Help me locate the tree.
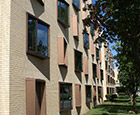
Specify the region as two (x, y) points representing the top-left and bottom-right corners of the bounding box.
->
(112, 41), (139, 112)
(83, 0), (140, 112)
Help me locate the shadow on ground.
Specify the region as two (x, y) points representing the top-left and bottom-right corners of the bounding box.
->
(86, 96), (140, 115)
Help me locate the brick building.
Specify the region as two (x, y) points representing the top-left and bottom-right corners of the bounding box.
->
(0, 0), (115, 115)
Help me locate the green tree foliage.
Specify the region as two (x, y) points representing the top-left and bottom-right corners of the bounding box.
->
(83, 0), (140, 112)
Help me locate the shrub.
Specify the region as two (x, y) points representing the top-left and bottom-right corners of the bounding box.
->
(106, 94), (112, 100)
(106, 94), (117, 101)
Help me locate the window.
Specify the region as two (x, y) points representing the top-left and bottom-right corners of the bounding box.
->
(26, 78), (46, 115)
(107, 87), (109, 94)
(58, 0), (69, 27)
(98, 87), (101, 99)
(57, 36), (68, 67)
(101, 70), (104, 81)
(86, 85), (92, 103)
(74, 50), (83, 72)
(75, 84), (81, 107)
(27, 14), (49, 58)
(83, 33), (89, 49)
(96, 48), (99, 60)
(99, 41), (102, 48)
(93, 86), (96, 106)
(105, 61), (108, 70)
(108, 75), (110, 83)
(73, 0), (80, 11)
(90, 23), (94, 36)
(93, 64), (97, 78)
(59, 83), (72, 110)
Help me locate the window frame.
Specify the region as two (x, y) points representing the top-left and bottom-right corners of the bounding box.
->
(57, 0), (70, 28)
(26, 13), (50, 59)
(74, 49), (83, 72)
(72, 0), (80, 11)
(59, 82), (73, 112)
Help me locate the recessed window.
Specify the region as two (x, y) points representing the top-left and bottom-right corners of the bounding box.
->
(86, 85), (92, 103)
(73, 0), (80, 11)
(27, 14), (49, 58)
(74, 50), (83, 72)
(83, 33), (89, 49)
(58, 0), (69, 27)
(105, 61), (108, 70)
(98, 87), (102, 99)
(90, 23), (94, 36)
(59, 83), (72, 110)
(101, 70), (104, 81)
(107, 87), (109, 94)
(93, 64), (97, 78)
(96, 48), (99, 60)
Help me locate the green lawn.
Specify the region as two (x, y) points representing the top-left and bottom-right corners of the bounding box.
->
(85, 95), (140, 115)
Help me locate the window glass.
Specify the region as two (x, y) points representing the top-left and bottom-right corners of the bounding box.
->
(73, 0), (79, 9)
(60, 84), (72, 109)
(84, 33), (89, 49)
(75, 50), (82, 71)
(93, 64), (97, 78)
(99, 41), (102, 47)
(96, 48), (99, 60)
(90, 23), (94, 35)
(98, 87), (101, 98)
(107, 87), (109, 94)
(28, 16), (36, 52)
(86, 86), (91, 103)
(58, 1), (68, 25)
(28, 14), (49, 57)
(101, 70), (104, 81)
(37, 22), (48, 56)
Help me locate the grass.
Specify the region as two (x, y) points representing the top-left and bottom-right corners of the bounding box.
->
(85, 95), (140, 115)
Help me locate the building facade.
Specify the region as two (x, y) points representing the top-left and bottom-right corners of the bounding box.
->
(0, 0), (116, 115)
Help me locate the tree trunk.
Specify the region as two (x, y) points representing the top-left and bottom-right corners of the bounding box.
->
(129, 94), (133, 104)
(133, 94), (137, 113)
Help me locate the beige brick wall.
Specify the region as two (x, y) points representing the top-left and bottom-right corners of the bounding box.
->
(0, 0), (11, 115)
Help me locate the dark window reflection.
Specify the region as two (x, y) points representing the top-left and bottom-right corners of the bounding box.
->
(37, 22), (48, 56)
(84, 33), (89, 49)
(60, 84), (72, 109)
(28, 16), (36, 52)
(75, 50), (82, 71)
(58, 1), (68, 25)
